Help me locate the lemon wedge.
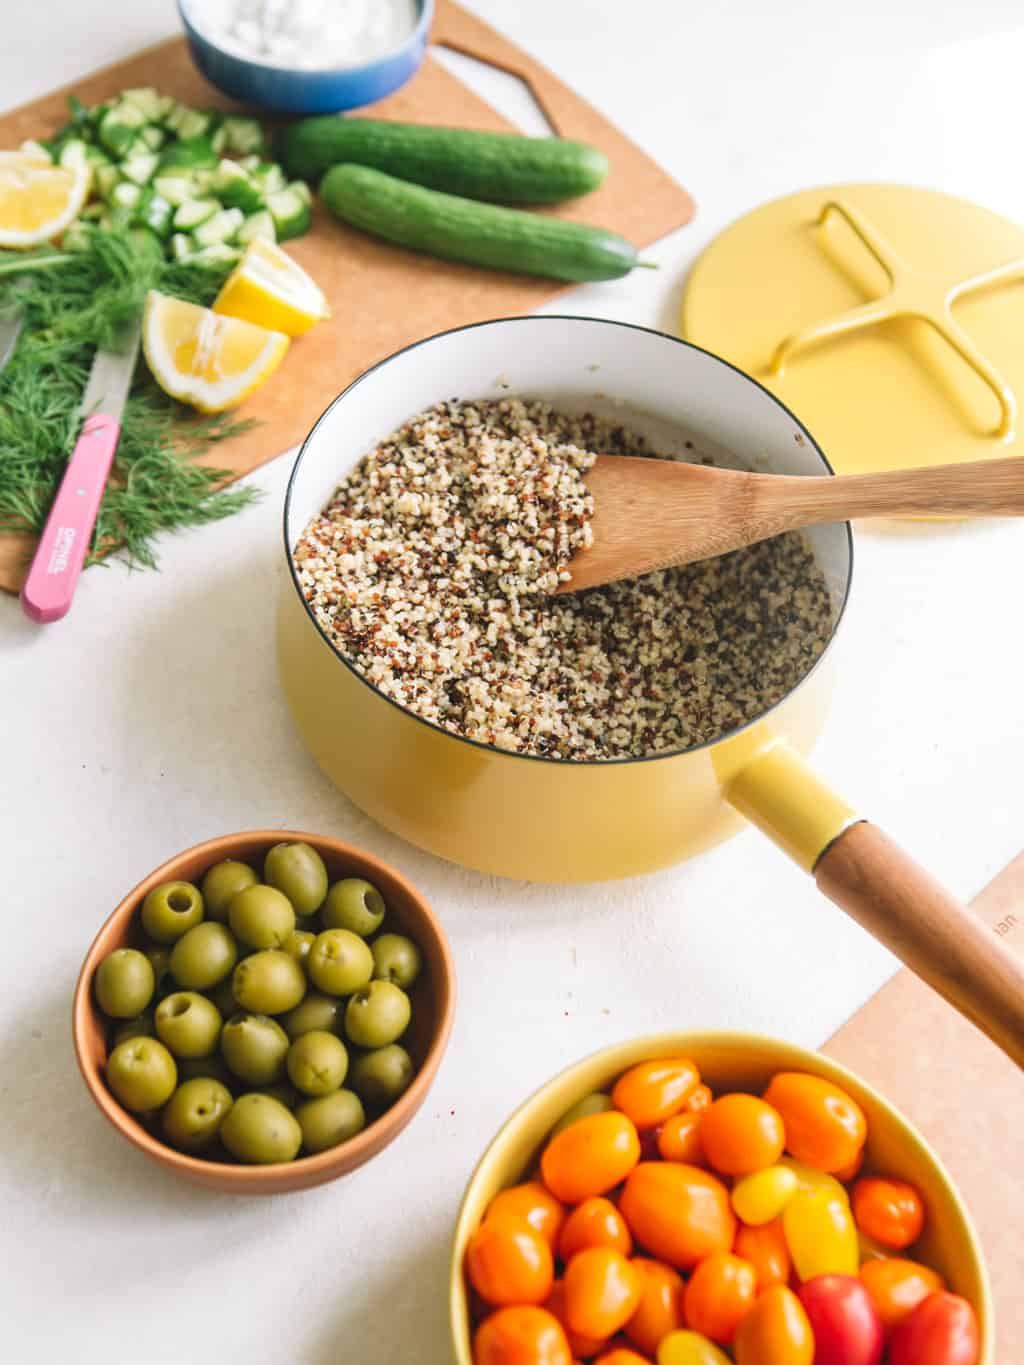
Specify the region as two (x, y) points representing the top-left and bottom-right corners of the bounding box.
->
(0, 146), (91, 248)
(212, 238), (329, 337)
(143, 290), (290, 414)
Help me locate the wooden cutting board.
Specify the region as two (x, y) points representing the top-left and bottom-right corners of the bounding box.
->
(0, 0), (695, 594)
(825, 850), (1024, 1356)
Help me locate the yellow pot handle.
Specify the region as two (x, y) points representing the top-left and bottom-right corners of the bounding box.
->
(728, 742), (1024, 1068)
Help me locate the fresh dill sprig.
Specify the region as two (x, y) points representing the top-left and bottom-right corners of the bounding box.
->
(0, 229), (259, 573)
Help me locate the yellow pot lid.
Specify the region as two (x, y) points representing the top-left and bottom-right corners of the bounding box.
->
(681, 183), (1024, 475)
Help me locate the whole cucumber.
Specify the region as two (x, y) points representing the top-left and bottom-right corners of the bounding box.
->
(320, 164), (645, 283)
(278, 117), (608, 204)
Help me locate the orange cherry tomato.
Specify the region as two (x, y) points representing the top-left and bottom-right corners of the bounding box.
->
(564, 1248), (643, 1340)
(467, 1215), (556, 1307)
(860, 1257), (945, 1331)
(593, 1350), (651, 1365)
(851, 1178), (925, 1251)
(542, 1112), (642, 1205)
(699, 1095), (786, 1177)
(834, 1148), (865, 1183)
(545, 1279), (609, 1359)
(624, 1258), (685, 1356)
(733, 1285), (813, 1365)
(611, 1058), (700, 1129)
(762, 1073), (866, 1174)
(686, 1084), (712, 1114)
(475, 1305), (573, 1365)
(657, 1112), (705, 1166)
(733, 1218), (791, 1291)
(488, 1182), (568, 1253)
(618, 1163), (736, 1271)
(683, 1252), (758, 1346)
(559, 1198), (633, 1263)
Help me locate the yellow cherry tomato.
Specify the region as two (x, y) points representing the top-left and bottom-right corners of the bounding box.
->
(730, 1164), (799, 1226)
(657, 1329), (732, 1365)
(783, 1188), (858, 1281)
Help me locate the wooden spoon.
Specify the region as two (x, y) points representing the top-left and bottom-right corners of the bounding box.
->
(557, 454), (1024, 593)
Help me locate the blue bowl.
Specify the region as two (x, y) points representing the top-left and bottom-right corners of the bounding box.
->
(177, 0), (434, 115)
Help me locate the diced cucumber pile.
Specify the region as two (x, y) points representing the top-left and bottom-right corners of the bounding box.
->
(40, 88), (312, 262)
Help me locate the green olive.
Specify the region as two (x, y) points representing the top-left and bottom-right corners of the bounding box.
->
(220, 1013), (289, 1086)
(219, 1093), (301, 1164)
(161, 1078), (233, 1152)
(94, 948), (155, 1019)
(349, 1044), (414, 1108)
(140, 881), (204, 943)
(111, 1010), (155, 1047)
(232, 949), (306, 1015)
(307, 929), (373, 997)
(370, 933), (422, 990)
(143, 944), (173, 994)
(201, 859), (258, 922)
(322, 878), (386, 937)
(106, 1037), (177, 1112)
(282, 929), (315, 967)
(286, 1031), (348, 1096)
(263, 842), (328, 916)
(296, 1089), (365, 1154)
(154, 992), (223, 1059)
(550, 1092), (615, 1137)
(344, 980), (410, 1049)
(170, 921), (238, 991)
(280, 992), (343, 1040)
(228, 884), (295, 950)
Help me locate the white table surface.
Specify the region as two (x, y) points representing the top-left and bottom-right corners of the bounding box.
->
(3, 3), (1023, 1361)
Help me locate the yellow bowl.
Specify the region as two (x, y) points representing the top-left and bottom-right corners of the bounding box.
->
(449, 1031), (993, 1362)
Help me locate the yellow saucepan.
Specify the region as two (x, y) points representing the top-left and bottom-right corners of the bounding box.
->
(278, 317), (1024, 1065)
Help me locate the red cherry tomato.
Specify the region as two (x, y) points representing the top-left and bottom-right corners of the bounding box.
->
(797, 1274), (884, 1365)
(888, 1292), (980, 1365)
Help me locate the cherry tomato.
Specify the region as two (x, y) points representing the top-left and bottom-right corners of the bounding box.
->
(542, 1112), (641, 1205)
(474, 1305), (573, 1365)
(657, 1112), (705, 1166)
(850, 1178), (925, 1251)
(734, 1218), (791, 1290)
(488, 1182), (568, 1253)
(783, 1188), (858, 1280)
(624, 1258), (685, 1356)
(559, 1198), (633, 1263)
(686, 1084), (712, 1114)
(699, 1094), (785, 1177)
(859, 1257), (945, 1331)
(619, 1163), (736, 1270)
(564, 1247), (643, 1340)
(733, 1285), (814, 1365)
(797, 1274), (884, 1365)
(594, 1350), (652, 1365)
(467, 1215), (555, 1307)
(656, 1330), (731, 1364)
(730, 1165), (798, 1225)
(887, 1292), (980, 1365)
(682, 1252), (757, 1345)
(611, 1058), (700, 1129)
(762, 1073), (866, 1174)
(545, 1279), (609, 1359)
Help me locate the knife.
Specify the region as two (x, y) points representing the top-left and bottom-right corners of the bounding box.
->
(0, 306), (24, 374)
(21, 317), (141, 624)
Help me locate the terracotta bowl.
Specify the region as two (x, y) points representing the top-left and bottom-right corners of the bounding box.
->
(74, 830), (455, 1194)
(449, 1032), (993, 1363)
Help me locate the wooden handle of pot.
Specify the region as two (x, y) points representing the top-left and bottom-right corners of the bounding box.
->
(815, 822), (1024, 1068)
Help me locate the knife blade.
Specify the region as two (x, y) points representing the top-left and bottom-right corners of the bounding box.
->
(20, 318), (141, 624)
(0, 308), (24, 374)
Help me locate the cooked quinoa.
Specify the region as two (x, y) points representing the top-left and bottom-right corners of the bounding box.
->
(293, 398), (835, 760)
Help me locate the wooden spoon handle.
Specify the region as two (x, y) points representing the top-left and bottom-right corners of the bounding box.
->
(816, 822), (1024, 1067)
(768, 455), (1024, 526)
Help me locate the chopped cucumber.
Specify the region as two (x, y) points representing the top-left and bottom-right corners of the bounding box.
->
(121, 152), (160, 185)
(159, 136), (218, 171)
(267, 187), (312, 241)
(163, 102), (190, 134)
(177, 109), (217, 141)
(211, 126), (228, 156)
(153, 174), (195, 206)
(183, 242), (242, 267)
(61, 221), (94, 253)
(213, 160), (263, 213)
(238, 210), (276, 244)
(57, 140), (89, 169)
(120, 87), (164, 122)
(290, 180), (313, 206)
(251, 162), (286, 195)
(173, 198), (220, 230)
(221, 115), (265, 157)
(19, 139), (52, 161)
(84, 145), (113, 167)
(139, 191), (174, 238)
(192, 207), (244, 247)
(95, 164), (121, 200)
(171, 232), (194, 262)
(238, 154), (262, 172)
(111, 181), (143, 211)
(139, 125), (167, 152)
(98, 103), (147, 154)
(155, 93), (175, 121)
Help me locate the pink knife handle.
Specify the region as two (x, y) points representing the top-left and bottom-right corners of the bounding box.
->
(21, 413), (120, 624)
